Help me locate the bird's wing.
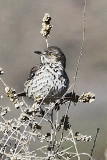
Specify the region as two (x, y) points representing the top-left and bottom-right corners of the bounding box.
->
(27, 63), (42, 80)
(18, 64), (43, 97)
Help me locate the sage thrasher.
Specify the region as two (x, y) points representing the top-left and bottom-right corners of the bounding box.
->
(19, 46), (69, 105)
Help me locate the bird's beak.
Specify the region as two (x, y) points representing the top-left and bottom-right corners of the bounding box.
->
(34, 51), (42, 55)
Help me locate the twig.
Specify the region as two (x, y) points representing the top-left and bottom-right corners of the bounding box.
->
(69, 129), (80, 160)
(72, 0), (87, 92)
(89, 128), (100, 160)
(55, 101), (72, 154)
(46, 38), (49, 48)
(11, 122), (30, 160)
(72, 152), (93, 160)
(22, 96), (29, 108)
(36, 145), (48, 151)
(0, 78), (7, 87)
(58, 146), (73, 155)
(0, 121), (22, 153)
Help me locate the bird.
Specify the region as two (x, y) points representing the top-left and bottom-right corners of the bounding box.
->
(18, 46), (69, 106)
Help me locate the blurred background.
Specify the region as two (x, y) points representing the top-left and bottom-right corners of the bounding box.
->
(0, 0), (107, 159)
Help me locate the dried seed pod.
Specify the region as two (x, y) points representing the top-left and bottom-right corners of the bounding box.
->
(78, 92), (95, 103)
(40, 13), (52, 38)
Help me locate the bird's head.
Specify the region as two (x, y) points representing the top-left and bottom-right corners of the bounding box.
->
(34, 46), (66, 69)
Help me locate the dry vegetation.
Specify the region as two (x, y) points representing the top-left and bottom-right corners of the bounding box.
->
(0, 1), (100, 160)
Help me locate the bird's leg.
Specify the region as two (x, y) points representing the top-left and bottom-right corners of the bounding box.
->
(17, 92), (26, 97)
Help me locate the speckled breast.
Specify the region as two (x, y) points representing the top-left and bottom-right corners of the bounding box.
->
(24, 64), (69, 103)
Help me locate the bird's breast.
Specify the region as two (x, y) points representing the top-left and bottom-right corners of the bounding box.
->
(24, 64), (69, 102)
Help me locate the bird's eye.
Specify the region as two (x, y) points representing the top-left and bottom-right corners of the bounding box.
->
(50, 52), (53, 56)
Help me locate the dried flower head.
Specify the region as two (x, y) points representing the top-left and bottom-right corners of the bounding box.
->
(75, 132), (93, 142)
(40, 13), (52, 38)
(5, 87), (17, 101)
(43, 13), (51, 23)
(4, 87), (24, 109)
(18, 113), (29, 122)
(0, 106), (11, 116)
(78, 92), (95, 103)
